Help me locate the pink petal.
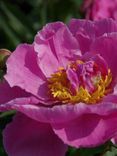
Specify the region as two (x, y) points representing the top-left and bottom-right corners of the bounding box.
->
(52, 112), (117, 148)
(1, 95), (117, 124)
(85, 0), (117, 21)
(90, 33), (117, 79)
(0, 97), (39, 112)
(34, 22), (80, 77)
(69, 19), (117, 53)
(69, 19), (95, 39)
(36, 22), (65, 41)
(5, 44), (49, 100)
(69, 19), (94, 53)
(111, 136), (117, 144)
(94, 19), (117, 37)
(51, 26), (80, 67)
(34, 22), (65, 77)
(1, 91), (117, 148)
(0, 80), (30, 104)
(69, 18), (117, 38)
(3, 113), (67, 156)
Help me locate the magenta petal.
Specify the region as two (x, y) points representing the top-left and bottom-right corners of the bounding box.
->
(90, 33), (117, 78)
(52, 113), (117, 148)
(66, 67), (79, 90)
(34, 22), (80, 77)
(51, 26), (80, 67)
(94, 19), (117, 37)
(0, 80), (30, 104)
(0, 97), (40, 112)
(34, 22), (65, 77)
(69, 19), (94, 53)
(36, 22), (65, 41)
(5, 44), (48, 100)
(69, 19), (95, 39)
(69, 18), (117, 39)
(2, 95), (117, 124)
(85, 0), (117, 21)
(3, 113), (67, 156)
(69, 19), (117, 53)
(111, 136), (117, 144)
(34, 39), (60, 77)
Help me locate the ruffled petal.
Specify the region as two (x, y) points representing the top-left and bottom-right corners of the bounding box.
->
(90, 33), (117, 79)
(51, 25), (80, 67)
(3, 113), (67, 156)
(69, 18), (117, 53)
(69, 19), (94, 53)
(5, 44), (49, 100)
(1, 94), (117, 124)
(34, 22), (80, 77)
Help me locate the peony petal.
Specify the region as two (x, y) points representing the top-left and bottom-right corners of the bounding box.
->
(0, 80), (30, 104)
(1, 94), (117, 124)
(94, 19), (117, 37)
(3, 113), (67, 156)
(69, 19), (117, 53)
(69, 19), (95, 39)
(69, 18), (117, 39)
(69, 19), (94, 53)
(34, 40), (60, 77)
(4, 44), (49, 100)
(111, 135), (117, 145)
(34, 22), (65, 77)
(34, 22), (80, 77)
(90, 33), (117, 79)
(0, 97), (40, 112)
(52, 26), (80, 67)
(52, 112), (117, 148)
(85, 0), (117, 21)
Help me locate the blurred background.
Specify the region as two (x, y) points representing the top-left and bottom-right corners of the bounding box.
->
(0, 0), (84, 51)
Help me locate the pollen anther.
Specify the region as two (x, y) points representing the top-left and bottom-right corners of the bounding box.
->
(48, 62), (112, 104)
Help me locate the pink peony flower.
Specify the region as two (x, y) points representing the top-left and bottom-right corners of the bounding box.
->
(1, 19), (117, 156)
(83, 0), (117, 21)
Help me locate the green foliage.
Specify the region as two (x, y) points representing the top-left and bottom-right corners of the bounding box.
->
(66, 142), (117, 156)
(0, 0), (84, 50)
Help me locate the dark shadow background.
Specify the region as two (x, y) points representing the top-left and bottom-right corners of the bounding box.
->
(0, 0), (84, 50)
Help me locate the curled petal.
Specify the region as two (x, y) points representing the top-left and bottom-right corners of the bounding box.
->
(5, 44), (50, 101)
(34, 22), (80, 77)
(1, 94), (117, 124)
(69, 19), (117, 53)
(90, 33), (117, 80)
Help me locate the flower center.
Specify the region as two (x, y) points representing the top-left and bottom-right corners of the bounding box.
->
(48, 56), (112, 104)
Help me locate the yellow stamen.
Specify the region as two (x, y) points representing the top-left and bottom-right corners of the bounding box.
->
(48, 69), (112, 104)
